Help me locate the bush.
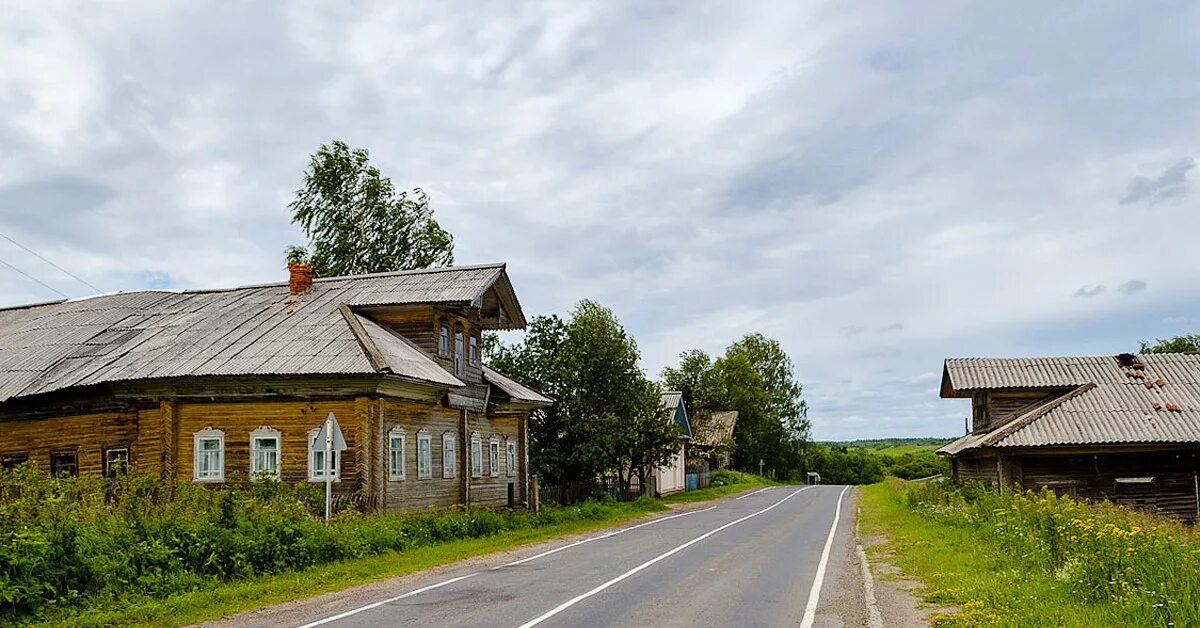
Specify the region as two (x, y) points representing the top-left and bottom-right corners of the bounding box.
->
(0, 465), (656, 623)
(904, 481), (1200, 625)
(710, 470), (753, 487)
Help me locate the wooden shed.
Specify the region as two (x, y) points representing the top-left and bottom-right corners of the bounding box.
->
(0, 263), (550, 511)
(938, 354), (1200, 520)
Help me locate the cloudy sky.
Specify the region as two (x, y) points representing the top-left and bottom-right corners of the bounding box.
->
(2, 2), (1198, 440)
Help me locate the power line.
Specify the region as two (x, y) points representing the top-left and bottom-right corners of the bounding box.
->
(0, 255), (70, 299)
(0, 231), (102, 293)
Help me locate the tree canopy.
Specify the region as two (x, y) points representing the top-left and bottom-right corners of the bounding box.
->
(1140, 334), (1200, 354)
(286, 140), (454, 276)
(663, 333), (810, 479)
(488, 300), (679, 486)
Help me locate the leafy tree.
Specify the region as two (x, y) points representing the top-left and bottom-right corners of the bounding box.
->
(663, 333), (810, 479)
(286, 141), (454, 275)
(1140, 334), (1200, 354)
(489, 301), (679, 486)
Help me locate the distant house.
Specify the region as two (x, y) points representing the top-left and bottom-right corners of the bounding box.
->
(690, 410), (738, 469)
(0, 263), (550, 511)
(652, 391), (693, 496)
(938, 354), (1200, 520)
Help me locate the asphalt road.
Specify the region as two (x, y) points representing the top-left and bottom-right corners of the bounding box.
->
(241, 485), (861, 628)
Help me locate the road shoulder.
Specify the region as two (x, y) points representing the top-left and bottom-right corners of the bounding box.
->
(195, 489), (763, 628)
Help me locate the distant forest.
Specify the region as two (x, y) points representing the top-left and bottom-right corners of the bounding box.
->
(821, 437), (955, 449)
(805, 437), (954, 484)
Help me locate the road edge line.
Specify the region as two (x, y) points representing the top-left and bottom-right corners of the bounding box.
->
(855, 500), (885, 628)
(516, 486), (812, 628)
(734, 486), (772, 500)
(294, 573), (479, 628)
(799, 485), (850, 628)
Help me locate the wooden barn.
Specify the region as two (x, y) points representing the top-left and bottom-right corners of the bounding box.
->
(938, 354), (1200, 519)
(0, 262), (550, 511)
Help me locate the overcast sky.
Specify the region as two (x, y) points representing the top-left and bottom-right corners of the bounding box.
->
(2, 3), (1198, 440)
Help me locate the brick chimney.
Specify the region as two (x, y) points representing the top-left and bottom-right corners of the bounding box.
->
(288, 262), (313, 295)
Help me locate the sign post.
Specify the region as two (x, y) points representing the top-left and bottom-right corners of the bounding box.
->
(312, 411), (348, 524)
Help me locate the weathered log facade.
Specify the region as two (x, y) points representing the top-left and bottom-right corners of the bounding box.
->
(0, 264), (550, 512)
(940, 354), (1200, 520)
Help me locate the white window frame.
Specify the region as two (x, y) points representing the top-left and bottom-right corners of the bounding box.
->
(104, 447), (130, 478)
(489, 436), (500, 478)
(454, 325), (465, 376)
(193, 427), (225, 482)
(470, 432), (482, 478)
(417, 430), (432, 480)
(438, 322), (450, 357)
(249, 426), (281, 481)
(506, 438), (516, 477)
(442, 431), (456, 479)
(389, 427), (406, 481)
(307, 427), (340, 482)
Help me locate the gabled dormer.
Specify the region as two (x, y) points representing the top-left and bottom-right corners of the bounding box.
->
(348, 263), (527, 388)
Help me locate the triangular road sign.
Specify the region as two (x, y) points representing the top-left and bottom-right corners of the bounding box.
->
(312, 411), (348, 452)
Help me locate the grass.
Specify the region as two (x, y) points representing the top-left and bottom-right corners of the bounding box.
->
(858, 479), (1200, 627)
(659, 471), (777, 504)
(33, 474), (771, 627)
(39, 501), (663, 628)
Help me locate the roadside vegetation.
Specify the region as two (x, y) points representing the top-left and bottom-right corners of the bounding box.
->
(0, 467), (675, 626)
(0, 466), (768, 626)
(659, 470), (772, 504)
(860, 478), (1200, 627)
(804, 439), (951, 484)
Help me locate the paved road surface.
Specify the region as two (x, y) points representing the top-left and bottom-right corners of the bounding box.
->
(234, 485), (863, 628)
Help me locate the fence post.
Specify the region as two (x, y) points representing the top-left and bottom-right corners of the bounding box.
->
(531, 474), (540, 513)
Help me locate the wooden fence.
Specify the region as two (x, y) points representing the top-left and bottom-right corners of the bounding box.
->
(539, 478), (646, 506)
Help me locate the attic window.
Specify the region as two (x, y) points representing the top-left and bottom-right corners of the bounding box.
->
(454, 325), (465, 376)
(469, 334), (480, 366)
(439, 322), (450, 357)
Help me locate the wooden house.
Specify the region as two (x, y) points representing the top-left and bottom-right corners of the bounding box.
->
(652, 391), (692, 496)
(0, 263), (550, 511)
(938, 354), (1200, 520)
(689, 410), (737, 470)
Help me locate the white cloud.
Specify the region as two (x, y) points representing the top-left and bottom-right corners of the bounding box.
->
(2, 2), (1200, 440)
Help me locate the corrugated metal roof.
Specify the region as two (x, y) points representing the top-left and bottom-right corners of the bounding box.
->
(940, 354), (1200, 452)
(481, 366), (552, 405)
(659, 390), (692, 437)
(0, 264), (519, 402)
(692, 410), (738, 448)
(660, 391), (683, 412)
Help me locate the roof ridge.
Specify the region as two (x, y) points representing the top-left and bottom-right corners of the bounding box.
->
(980, 383), (1096, 447)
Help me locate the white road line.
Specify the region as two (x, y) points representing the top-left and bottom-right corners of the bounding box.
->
(734, 486), (773, 500)
(294, 505), (720, 627)
(504, 506), (716, 567)
(799, 486), (850, 628)
(295, 573), (479, 628)
(516, 487), (812, 628)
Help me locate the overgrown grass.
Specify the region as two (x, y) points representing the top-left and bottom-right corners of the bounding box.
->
(659, 470), (774, 504)
(0, 466), (665, 626)
(43, 502), (661, 627)
(859, 479), (1200, 627)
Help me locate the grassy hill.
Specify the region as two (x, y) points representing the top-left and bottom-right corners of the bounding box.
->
(814, 437), (954, 481)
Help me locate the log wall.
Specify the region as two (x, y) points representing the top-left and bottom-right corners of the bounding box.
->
(0, 410), (140, 476)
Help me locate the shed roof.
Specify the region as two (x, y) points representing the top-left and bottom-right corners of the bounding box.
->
(938, 354), (1200, 454)
(482, 366), (552, 406)
(0, 264), (524, 403)
(692, 410), (738, 448)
